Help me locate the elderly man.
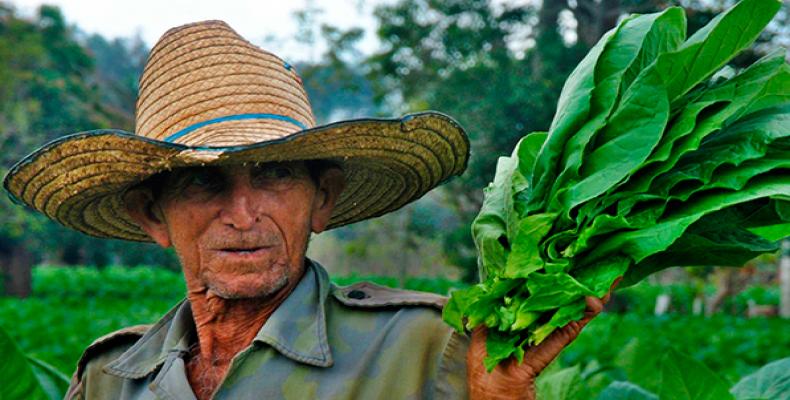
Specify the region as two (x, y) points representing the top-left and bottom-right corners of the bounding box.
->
(4, 21), (608, 399)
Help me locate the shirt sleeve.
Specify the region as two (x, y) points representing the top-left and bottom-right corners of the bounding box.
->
(64, 370), (84, 400)
(434, 330), (470, 400)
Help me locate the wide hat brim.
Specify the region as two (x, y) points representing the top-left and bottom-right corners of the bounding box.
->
(4, 112), (469, 242)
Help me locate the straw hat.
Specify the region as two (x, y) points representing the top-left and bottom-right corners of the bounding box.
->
(3, 20), (469, 242)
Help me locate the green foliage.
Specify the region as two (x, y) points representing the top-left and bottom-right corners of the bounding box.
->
(535, 365), (586, 400)
(537, 316), (790, 400)
(0, 5), (178, 284)
(563, 314), (790, 389)
(539, 330), (790, 399)
(730, 357), (790, 400)
(1, 266), (788, 399)
(33, 265), (186, 299)
(85, 33), (147, 124)
(26, 356), (70, 400)
(658, 348), (734, 400)
(596, 382), (657, 400)
(0, 266), (185, 373)
(0, 324), (66, 399)
(443, 0), (790, 369)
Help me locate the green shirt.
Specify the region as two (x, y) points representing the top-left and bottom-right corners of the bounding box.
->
(66, 260), (469, 399)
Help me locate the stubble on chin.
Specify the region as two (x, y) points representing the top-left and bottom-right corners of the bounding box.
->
(201, 259), (292, 301)
(207, 273), (289, 300)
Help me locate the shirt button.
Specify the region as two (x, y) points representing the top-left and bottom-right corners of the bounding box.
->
(348, 289), (368, 299)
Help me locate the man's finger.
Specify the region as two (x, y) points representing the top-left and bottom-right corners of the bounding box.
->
(610, 277), (623, 292)
(597, 277), (623, 307)
(585, 296), (605, 315)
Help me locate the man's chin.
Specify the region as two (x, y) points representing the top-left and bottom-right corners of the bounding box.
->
(205, 274), (289, 300)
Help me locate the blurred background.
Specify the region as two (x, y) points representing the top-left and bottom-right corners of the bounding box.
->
(0, 0), (788, 398)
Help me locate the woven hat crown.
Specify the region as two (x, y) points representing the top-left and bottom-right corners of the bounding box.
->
(136, 20), (315, 147)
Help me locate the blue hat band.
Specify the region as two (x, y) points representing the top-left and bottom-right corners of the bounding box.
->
(162, 113), (308, 143)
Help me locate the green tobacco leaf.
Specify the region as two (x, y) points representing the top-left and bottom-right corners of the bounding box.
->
(522, 272), (594, 311)
(528, 299), (587, 345)
(503, 213), (555, 278)
(614, 163), (789, 233)
(615, 339), (665, 393)
(581, 43), (789, 226)
(0, 325), (50, 400)
(661, 0), (780, 105)
(472, 156), (514, 280)
(629, 51), (788, 199)
(655, 105), (790, 199)
(624, 217), (780, 286)
(597, 382), (658, 400)
(442, 287), (474, 332)
(620, 8), (686, 93)
(730, 357), (790, 400)
(459, 0), (788, 371)
(750, 223), (790, 242)
(573, 256), (630, 297)
(484, 329), (521, 371)
(511, 301), (540, 331)
(27, 356), (70, 400)
(462, 278), (526, 330)
(587, 175), (790, 263)
(514, 132), (547, 189)
(570, 210), (652, 257)
(528, 28), (617, 212)
(668, 153), (790, 204)
(536, 365), (585, 400)
(561, 0), (780, 214)
(548, 8), (685, 217)
(561, 70), (669, 212)
(511, 132), (547, 219)
(659, 348), (734, 400)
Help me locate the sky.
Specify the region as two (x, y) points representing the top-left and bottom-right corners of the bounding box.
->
(9, 0), (386, 61)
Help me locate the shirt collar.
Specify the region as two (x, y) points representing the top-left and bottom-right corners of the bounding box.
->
(103, 300), (194, 379)
(103, 259), (334, 378)
(254, 259), (334, 367)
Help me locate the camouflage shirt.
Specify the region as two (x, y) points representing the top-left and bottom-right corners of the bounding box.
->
(65, 260), (469, 399)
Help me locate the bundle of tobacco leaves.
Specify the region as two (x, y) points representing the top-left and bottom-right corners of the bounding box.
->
(443, 0), (790, 370)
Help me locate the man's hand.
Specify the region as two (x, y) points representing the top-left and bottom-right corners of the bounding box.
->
(466, 287), (616, 400)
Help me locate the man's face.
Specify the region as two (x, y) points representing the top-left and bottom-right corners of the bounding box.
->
(127, 161), (342, 300)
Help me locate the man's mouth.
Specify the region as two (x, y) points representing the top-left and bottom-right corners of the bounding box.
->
(220, 247), (267, 254)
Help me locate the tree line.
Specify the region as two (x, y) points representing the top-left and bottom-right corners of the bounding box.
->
(0, 0), (786, 296)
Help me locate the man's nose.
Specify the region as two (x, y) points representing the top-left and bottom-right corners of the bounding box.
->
(219, 182), (259, 230)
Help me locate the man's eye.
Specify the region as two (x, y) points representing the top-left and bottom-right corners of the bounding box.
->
(189, 173), (209, 186)
(269, 166), (294, 179)
(254, 165), (296, 181)
(185, 171), (222, 190)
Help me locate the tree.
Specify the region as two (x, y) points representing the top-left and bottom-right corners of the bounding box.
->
(0, 4), (175, 296)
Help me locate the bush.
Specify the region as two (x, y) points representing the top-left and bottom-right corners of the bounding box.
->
(32, 265), (185, 300)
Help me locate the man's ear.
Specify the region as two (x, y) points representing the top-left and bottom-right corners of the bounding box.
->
(311, 167), (345, 233)
(123, 188), (173, 248)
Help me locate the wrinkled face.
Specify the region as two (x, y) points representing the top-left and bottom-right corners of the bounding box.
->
(126, 161), (343, 300)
